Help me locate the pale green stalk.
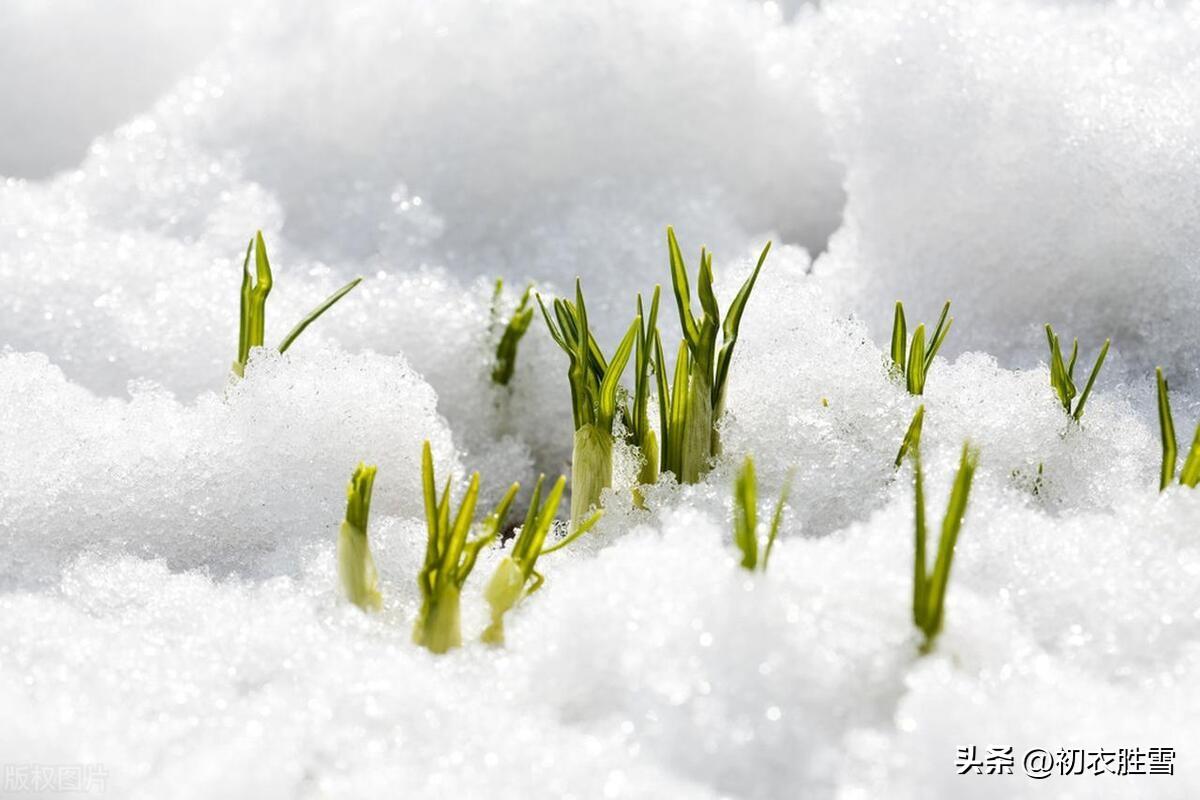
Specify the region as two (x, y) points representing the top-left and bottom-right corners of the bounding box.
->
(338, 462), (382, 611)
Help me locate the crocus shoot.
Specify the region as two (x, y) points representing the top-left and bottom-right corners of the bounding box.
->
(1044, 324), (1110, 421)
(538, 280), (638, 529)
(233, 230), (363, 376)
(1155, 367), (1200, 490)
(732, 456), (793, 571)
(900, 419), (979, 653)
(414, 442), (519, 654)
(890, 301), (952, 395)
(481, 475), (602, 645)
(491, 280), (535, 386)
(338, 463), (382, 612)
(665, 226), (771, 482)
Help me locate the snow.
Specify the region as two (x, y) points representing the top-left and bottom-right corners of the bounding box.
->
(2, 0), (1200, 797)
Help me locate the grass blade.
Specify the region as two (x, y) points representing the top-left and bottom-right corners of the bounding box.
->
(1157, 367), (1178, 491)
(895, 405), (926, 468)
(906, 325), (927, 395)
(923, 301), (952, 372)
(278, 277), (363, 353)
(891, 301), (907, 371)
(733, 457), (758, 570)
(1071, 338), (1109, 421)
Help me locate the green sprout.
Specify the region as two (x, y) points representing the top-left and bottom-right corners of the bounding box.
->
(414, 442), (519, 654)
(338, 462), (382, 611)
(1155, 368), (1200, 491)
(629, 288), (662, 498)
(894, 404), (926, 468)
(900, 419), (979, 653)
(491, 280), (535, 386)
(665, 227), (771, 482)
(654, 334), (690, 482)
(538, 280), (638, 530)
(481, 475), (602, 645)
(233, 230), (363, 376)
(732, 456), (793, 571)
(1044, 324), (1110, 421)
(890, 301), (952, 395)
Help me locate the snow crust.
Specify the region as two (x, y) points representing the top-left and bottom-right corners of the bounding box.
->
(3, 0), (1200, 797)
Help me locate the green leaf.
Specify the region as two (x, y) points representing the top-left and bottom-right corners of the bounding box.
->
(1157, 367), (1178, 491)
(278, 277), (363, 354)
(895, 405), (926, 468)
(1179, 426), (1200, 488)
(890, 301), (907, 372)
(924, 444), (978, 643)
(491, 283), (535, 386)
(733, 457), (758, 570)
(923, 301), (952, 372)
(712, 240), (770, 415)
(598, 316), (640, 430)
(667, 227), (700, 347)
(906, 325), (927, 395)
(761, 468), (793, 570)
(1071, 338), (1109, 421)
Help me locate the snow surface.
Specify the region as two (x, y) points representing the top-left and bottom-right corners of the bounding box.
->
(3, 0), (1200, 798)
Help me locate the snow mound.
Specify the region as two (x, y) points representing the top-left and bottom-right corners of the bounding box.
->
(816, 0), (1200, 383)
(0, 347), (456, 588)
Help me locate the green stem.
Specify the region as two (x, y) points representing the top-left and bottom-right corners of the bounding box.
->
(413, 585), (463, 654)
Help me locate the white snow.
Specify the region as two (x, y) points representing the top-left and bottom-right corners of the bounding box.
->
(2, 0), (1200, 798)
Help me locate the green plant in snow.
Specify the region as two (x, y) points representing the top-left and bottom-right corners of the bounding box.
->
(481, 475), (602, 645)
(538, 280), (639, 529)
(665, 226), (771, 482)
(1155, 368), (1200, 491)
(1044, 324), (1110, 421)
(490, 280), (535, 386)
(732, 456), (793, 571)
(233, 230), (363, 377)
(338, 462), (382, 611)
(414, 441), (519, 654)
(894, 405), (926, 468)
(890, 301), (952, 395)
(899, 418), (979, 653)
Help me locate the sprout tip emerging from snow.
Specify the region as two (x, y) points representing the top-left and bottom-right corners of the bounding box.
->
(1044, 323), (1110, 422)
(338, 462), (382, 612)
(1155, 367), (1200, 491)
(233, 230), (363, 377)
(538, 279), (638, 530)
(732, 456), (793, 572)
(894, 404), (926, 469)
(490, 280), (535, 386)
(890, 300), (952, 396)
(665, 226), (771, 482)
(902, 418), (979, 654)
(414, 442), (519, 654)
(481, 475), (601, 645)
